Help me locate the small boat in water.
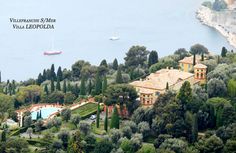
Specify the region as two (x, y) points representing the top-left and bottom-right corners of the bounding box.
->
(110, 36), (120, 41)
(44, 51), (62, 55)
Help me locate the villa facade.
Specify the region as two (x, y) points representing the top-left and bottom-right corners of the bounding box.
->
(179, 56), (201, 72)
(130, 56), (208, 106)
(130, 68), (201, 106)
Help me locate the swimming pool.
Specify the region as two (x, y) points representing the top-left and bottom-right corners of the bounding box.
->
(31, 107), (62, 120)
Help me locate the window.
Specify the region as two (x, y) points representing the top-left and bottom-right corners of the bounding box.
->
(201, 73), (203, 78)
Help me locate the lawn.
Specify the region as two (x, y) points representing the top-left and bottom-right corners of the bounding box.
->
(72, 103), (100, 118)
(91, 121), (107, 135)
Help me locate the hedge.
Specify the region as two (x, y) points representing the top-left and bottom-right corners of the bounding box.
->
(26, 139), (51, 146)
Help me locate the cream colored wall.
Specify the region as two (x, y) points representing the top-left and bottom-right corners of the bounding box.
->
(179, 63), (193, 72)
(170, 76), (195, 91)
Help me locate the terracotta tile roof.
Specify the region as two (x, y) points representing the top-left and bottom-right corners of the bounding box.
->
(179, 56), (201, 64)
(194, 63), (207, 69)
(130, 69), (194, 90)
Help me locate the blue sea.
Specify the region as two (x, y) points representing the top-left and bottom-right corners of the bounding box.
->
(0, 0), (234, 81)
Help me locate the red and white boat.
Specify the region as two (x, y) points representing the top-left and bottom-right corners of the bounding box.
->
(44, 51), (62, 55)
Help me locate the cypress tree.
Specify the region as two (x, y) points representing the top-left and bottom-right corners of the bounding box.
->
(56, 77), (61, 91)
(216, 107), (223, 128)
(148, 50), (158, 67)
(96, 103), (100, 128)
(42, 69), (47, 81)
(177, 81), (192, 113)
(110, 106), (119, 129)
(57, 66), (63, 81)
(104, 106), (108, 131)
(1, 130), (6, 142)
(63, 80), (67, 93)
(201, 53), (204, 61)
(8, 83), (12, 96)
(80, 77), (86, 95)
(44, 84), (49, 95)
(50, 64), (56, 80)
(36, 112), (39, 120)
(12, 80), (16, 95)
(192, 113), (198, 143)
(193, 54), (196, 66)
(95, 73), (102, 95)
(100, 59), (108, 68)
(221, 47), (227, 57)
(116, 68), (123, 84)
(67, 82), (72, 92)
(51, 79), (55, 93)
(217, 55), (220, 64)
(74, 84), (79, 97)
(87, 79), (92, 95)
(37, 73), (43, 85)
(0, 71), (1, 83)
(166, 82), (169, 91)
(39, 110), (42, 119)
(102, 76), (107, 94)
(112, 58), (118, 70)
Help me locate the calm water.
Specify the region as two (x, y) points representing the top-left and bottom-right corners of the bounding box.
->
(0, 0), (234, 81)
(31, 107), (61, 120)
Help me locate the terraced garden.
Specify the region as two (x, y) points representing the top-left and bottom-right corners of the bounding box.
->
(72, 102), (101, 119)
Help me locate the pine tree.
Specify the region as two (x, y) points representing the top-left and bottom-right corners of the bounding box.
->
(51, 79), (55, 93)
(221, 47), (227, 57)
(102, 76), (107, 94)
(96, 103), (100, 128)
(104, 106), (108, 131)
(80, 77), (86, 95)
(110, 106), (119, 129)
(63, 80), (67, 93)
(57, 66), (63, 81)
(116, 68), (123, 84)
(112, 58), (118, 70)
(193, 54), (196, 66)
(95, 73), (102, 95)
(148, 50), (158, 67)
(56, 77), (61, 91)
(44, 84), (49, 95)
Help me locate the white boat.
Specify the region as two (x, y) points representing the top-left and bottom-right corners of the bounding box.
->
(110, 36), (120, 41)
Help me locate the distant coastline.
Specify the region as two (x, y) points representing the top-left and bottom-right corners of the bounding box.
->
(196, 6), (236, 49)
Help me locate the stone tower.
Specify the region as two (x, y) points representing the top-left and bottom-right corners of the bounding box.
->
(194, 64), (207, 84)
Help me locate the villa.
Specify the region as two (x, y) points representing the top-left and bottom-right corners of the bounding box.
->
(130, 57), (207, 106)
(179, 55), (201, 72)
